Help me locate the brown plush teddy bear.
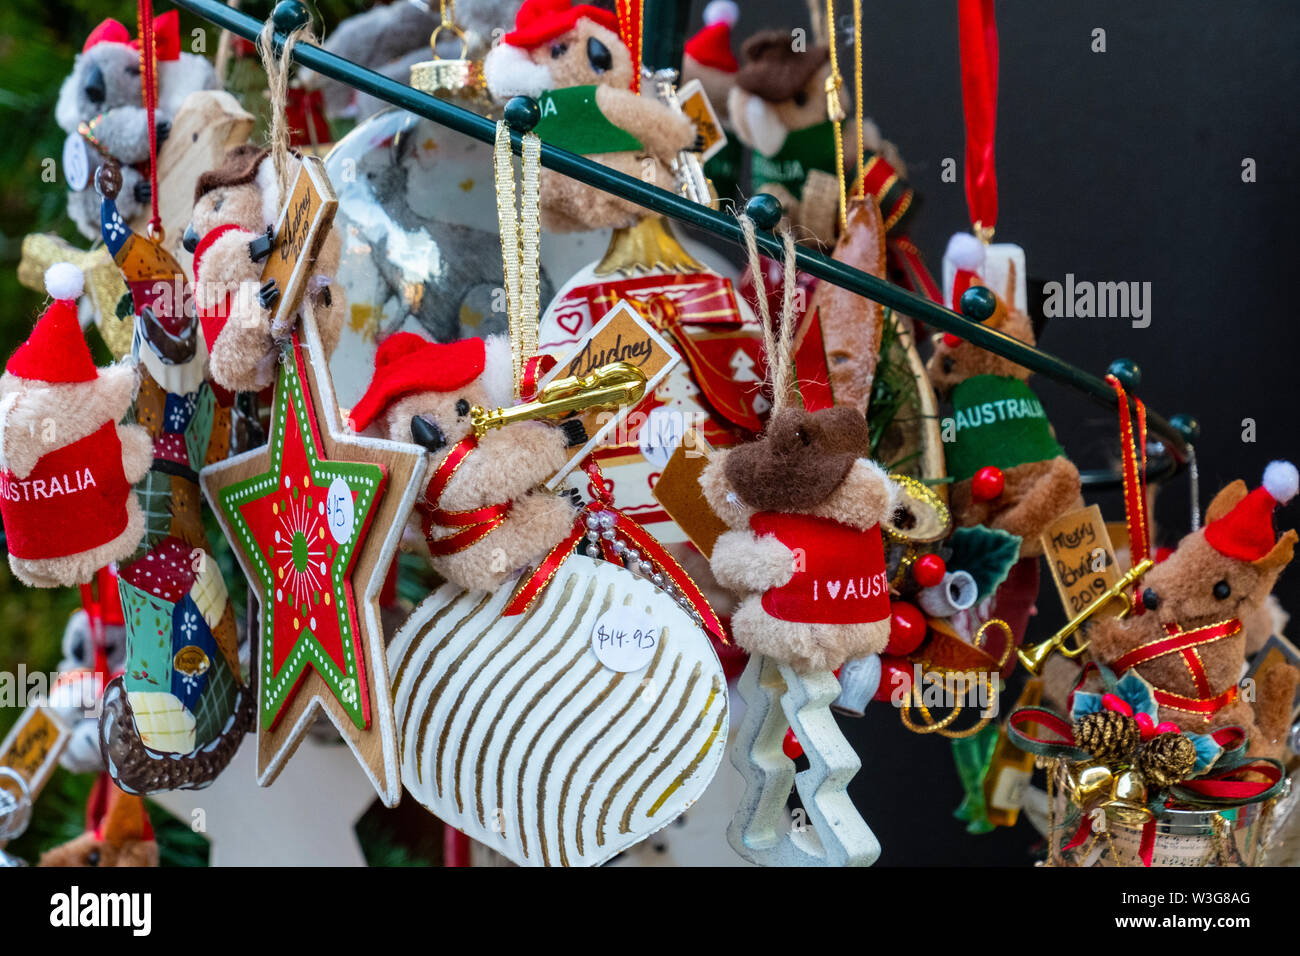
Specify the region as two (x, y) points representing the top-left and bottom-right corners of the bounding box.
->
(347, 332), (582, 591)
(0, 265), (152, 588)
(1086, 464), (1300, 760)
(38, 774), (158, 868)
(700, 406), (897, 672)
(185, 145), (345, 392)
(926, 250), (1082, 557)
(483, 0), (696, 232)
(728, 29), (905, 243)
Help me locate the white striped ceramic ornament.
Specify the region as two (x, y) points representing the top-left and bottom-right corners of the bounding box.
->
(388, 551), (729, 867)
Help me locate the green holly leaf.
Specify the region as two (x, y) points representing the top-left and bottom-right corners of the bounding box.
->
(947, 526), (1022, 602)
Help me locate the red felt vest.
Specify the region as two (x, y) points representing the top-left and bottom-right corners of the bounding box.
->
(0, 422), (130, 561)
(749, 512), (890, 625)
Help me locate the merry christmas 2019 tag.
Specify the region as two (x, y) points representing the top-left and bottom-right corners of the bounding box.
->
(261, 155), (338, 336)
(677, 78), (728, 163)
(1039, 505), (1122, 618)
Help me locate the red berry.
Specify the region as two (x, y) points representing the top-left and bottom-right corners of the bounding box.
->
(782, 727), (803, 759)
(875, 655), (913, 702)
(1155, 721), (1181, 736)
(913, 553), (946, 588)
(886, 601), (928, 656)
(971, 465), (1005, 502)
(942, 332), (962, 347)
(1101, 693), (1133, 717)
(1134, 711), (1156, 740)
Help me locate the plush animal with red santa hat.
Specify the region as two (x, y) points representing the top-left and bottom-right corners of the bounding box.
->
(348, 332), (583, 591)
(0, 264), (152, 588)
(56, 12), (216, 241)
(483, 0), (697, 231)
(185, 144), (345, 391)
(1086, 462), (1300, 760)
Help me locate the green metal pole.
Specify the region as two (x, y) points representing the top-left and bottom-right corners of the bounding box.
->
(172, 0), (1190, 486)
(642, 0), (691, 73)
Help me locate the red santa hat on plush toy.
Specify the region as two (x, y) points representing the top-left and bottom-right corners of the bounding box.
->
(6, 264), (96, 384)
(348, 334), (514, 433)
(1204, 461), (1299, 561)
(685, 1), (740, 74)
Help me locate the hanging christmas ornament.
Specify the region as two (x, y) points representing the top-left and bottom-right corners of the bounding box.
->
(381, 114), (728, 865)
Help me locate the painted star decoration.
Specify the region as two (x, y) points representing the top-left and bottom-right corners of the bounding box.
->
(202, 316), (427, 806)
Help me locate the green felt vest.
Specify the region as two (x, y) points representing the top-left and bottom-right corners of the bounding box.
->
(945, 375), (1065, 482)
(533, 85), (644, 156)
(750, 120), (838, 199)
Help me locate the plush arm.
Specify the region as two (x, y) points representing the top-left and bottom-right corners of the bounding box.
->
(440, 421), (572, 510)
(711, 528), (796, 595)
(595, 86), (696, 162)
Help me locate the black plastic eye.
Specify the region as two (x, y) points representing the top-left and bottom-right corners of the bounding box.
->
(796, 427), (811, 446)
(1213, 579), (1231, 600)
(587, 37), (612, 72)
(87, 849), (101, 866)
(1141, 588), (1159, 611)
(941, 356), (955, 374)
(550, 42), (567, 59)
(455, 398), (470, 417)
(793, 90), (808, 108)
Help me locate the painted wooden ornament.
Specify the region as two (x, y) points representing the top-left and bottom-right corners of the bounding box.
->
(387, 551), (729, 867)
(728, 655), (881, 866)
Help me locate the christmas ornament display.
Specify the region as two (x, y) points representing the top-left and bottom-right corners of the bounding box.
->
(681, 1), (743, 201)
(37, 774), (158, 868)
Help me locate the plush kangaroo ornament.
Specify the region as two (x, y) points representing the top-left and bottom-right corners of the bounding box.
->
(56, 12), (216, 242)
(1087, 464), (1300, 761)
(484, 0), (696, 231)
(347, 332), (581, 591)
(926, 242), (1083, 557)
(0, 265), (152, 588)
(187, 145), (346, 391)
(38, 774), (158, 868)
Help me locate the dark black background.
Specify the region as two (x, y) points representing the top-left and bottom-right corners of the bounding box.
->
(680, 0), (1300, 864)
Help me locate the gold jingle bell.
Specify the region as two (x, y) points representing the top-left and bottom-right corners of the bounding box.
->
(409, 22), (487, 106)
(1103, 768), (1153, 826)
(1069, 762), (1114, 805)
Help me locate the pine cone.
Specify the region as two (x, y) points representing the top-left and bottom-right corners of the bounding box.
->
(1073, 711), (1140, 763)
(1138, 733), (1197, 790)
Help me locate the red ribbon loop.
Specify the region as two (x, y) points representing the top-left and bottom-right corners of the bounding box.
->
(958, 0), (999, 234)
(1107, 374), (1150, 610)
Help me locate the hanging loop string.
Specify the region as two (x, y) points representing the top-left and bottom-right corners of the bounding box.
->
(958, 0), (999, 240)
(738, 215), (799, 412)
(257, 15), (318, 201)
(824, 0), (848, 231)
(138, 0), (162, 239)
(494, 121), (542, 399)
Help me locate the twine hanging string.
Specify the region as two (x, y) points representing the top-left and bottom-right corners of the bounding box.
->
(493, 122), (543, 399)
(738, 215), (799, 412)
(138, 0), (162, 239)
(257, 15), (319, 201)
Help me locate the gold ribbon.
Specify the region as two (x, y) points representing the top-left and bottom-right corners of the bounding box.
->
(494, 121), (542, 400)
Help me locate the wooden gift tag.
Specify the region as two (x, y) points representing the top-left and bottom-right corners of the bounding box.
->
(1039, 505), (1122, 619)
(651, 429), (726, 559)
(542, 299), (680, 487)
(262, 154), (338, 336)
(677, 78), (728, 162)
(0, 704), (70, 844)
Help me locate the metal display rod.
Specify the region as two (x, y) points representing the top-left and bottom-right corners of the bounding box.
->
(173, 0), (1194, 486)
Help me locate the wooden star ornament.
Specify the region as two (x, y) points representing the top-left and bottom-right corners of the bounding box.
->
(201, 311), (426, 806)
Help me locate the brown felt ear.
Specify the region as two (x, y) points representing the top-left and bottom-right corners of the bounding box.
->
(102, 789), (150, 845)
(1206, 480), (1249, 523)
(1254, 528), (1298, 574)
(1003, 259), (1018, 306)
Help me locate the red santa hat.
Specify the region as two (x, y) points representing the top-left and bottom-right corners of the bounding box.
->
(685, 1), (740, 73)
(83, 11), (181, 60)
(348, 334), (487, 432)
(6, 264), (97, 384)
(1204, 461), (1299, 562)
(504, 0), (619, 48)
(945, 232), (986, 312)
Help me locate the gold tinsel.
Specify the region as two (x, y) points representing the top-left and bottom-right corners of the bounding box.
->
(1138, 732), (1197, 789)
(1073, 710), (1140, 763)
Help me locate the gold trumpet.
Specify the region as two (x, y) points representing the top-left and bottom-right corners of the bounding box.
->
(469, 361), (648, 437)
(1017, 557), (1154, 675)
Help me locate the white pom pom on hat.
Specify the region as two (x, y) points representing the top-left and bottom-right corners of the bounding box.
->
(703, 1), (740, 27)
(45, 262), (85, 302)
(944, 232), (986, 272)
(1263, 460), (1299, 504)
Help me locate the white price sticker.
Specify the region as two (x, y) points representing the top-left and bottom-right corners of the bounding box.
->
(591, 606), (660, 672)
(63, 133), (92, 192)
(325, 476), (356, 544)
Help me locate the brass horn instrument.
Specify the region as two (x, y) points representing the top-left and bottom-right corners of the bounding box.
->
(469, 361), (648, 437)
(1017, 557), (1154, 675)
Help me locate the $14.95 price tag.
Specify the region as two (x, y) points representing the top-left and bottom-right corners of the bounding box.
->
(590, 606), (659, 672)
